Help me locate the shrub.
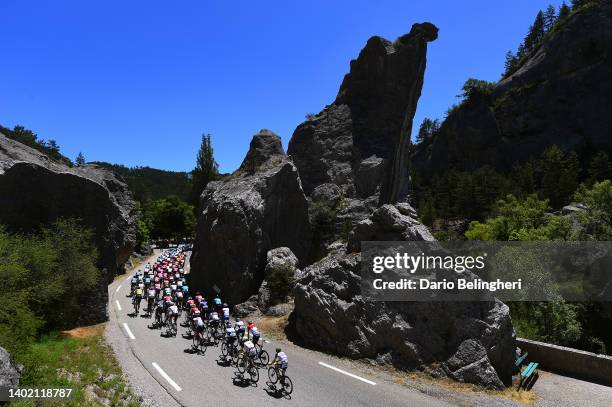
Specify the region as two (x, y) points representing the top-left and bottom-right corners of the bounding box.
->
(0, 219), (99, 354)
(266, 264), (296, 305)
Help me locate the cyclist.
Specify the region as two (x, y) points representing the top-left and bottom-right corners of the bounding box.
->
(222, 303), (230, 323)
(130, 275), (139, 293)
(133, 286), (143, 309)
(166, 301), (179, 330)
(247, 321), (260, 345)
(147, 286), (156, 313)
(271, 348), (288, 378)
(213, 294), (222, 315)
(209, 309), (220, 331)
(198, 297), (209, 318)
(192, 313), (205, 342)
(235, 317), (246, 338)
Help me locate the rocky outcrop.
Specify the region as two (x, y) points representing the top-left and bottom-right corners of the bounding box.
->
(348, 203), (435, 251)
(190, 130), (311, 305)
(0, 347), (22, 388)
(412, 2), (612, 176)
(0, 133), (137, 326)
(292, 251), (515, 388)
(238, 129), (285, 173)
(288, 23), (438, 202)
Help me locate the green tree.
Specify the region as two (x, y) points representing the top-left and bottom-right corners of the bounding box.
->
(191, 134), (219, 208)
(543, 4), (557, 31)
(540, 146), (579, 208)
(148, 195), (196, 240)
(75, 152), (86, 166)
(572, 180), (612, 240)
(559, 2), (571, 18)
(266, 264), (296, 305)
(587, 151), (610, 184)
(0, 219), (99, 353)
(503, 50), (520, 77)
(523, 11), (546, 54)
(415, 118), (440, 143)
(458, 78), (495, 104)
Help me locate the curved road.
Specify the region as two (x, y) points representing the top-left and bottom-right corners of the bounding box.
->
(106, 252), (455, 407)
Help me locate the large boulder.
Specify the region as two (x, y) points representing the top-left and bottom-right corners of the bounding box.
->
(288, 23), (438, 202)
(0, 347), (22, 388)
(292, 251), (515, 388)
(190, 130), (311, 305)
(412, 2), (612, 176)
(0, 133), (137, 326)
(348, 203), (435, 251)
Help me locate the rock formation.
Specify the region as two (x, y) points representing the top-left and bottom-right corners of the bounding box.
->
(0, 347), (22, 388)
(288, 22), (438, 203)
(0, 133), (137, 325)
(412, 2), (612, 176)
(190, 130), (311, 305)
(292, 251), (515, 389)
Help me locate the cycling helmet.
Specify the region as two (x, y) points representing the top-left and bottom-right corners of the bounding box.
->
(235, 317), (240, 322)
(276, 347), (281, 353)
(223, 303), (228, 307)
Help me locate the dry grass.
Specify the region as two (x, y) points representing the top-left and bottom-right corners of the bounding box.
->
(382, 366), (537, 405)
(255, 315), (289, 340)
(63, 324), (104, 339)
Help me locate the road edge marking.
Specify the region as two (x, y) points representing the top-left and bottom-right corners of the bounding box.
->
(122, 322), (135, 340)
(152, 362), (182, 392)
(318, 361), (376, 386)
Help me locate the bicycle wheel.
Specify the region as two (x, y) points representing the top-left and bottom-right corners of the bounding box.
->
(237, 356), (247, 374)
(258, 350), (270, 366)
(249, 365), (259, 384)
(268, 367), (278, 384)
(193, 334), (199, 348)
(281, 375), (293, 395)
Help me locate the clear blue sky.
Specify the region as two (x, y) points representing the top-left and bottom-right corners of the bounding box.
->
(0, 0), (562, 173)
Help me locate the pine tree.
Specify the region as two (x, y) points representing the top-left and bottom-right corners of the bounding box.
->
(571, 0), (583, 9)
(75, 152), (86, 166)
(416, 118), (439, 143)
(588, 151), (611, 183)
(524, 11), (546, 55)
(559, 2), (571, 19)
(191, 133), (219, 208)
(503, 50), (519, 77)
(544, 4), (557, 31)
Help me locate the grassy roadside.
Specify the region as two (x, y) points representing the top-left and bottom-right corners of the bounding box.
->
(11, 324), (141, 407)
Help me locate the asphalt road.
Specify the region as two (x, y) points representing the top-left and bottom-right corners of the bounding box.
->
(106, 253), (458, 407)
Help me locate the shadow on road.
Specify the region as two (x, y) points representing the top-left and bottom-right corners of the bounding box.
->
(216, 357), (231, 367)
(232, 373), (256, 388)
(264, 383), (291, 400)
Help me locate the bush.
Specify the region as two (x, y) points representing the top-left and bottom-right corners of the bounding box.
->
(266, 264), (296, 305)
(0, 219), (99, 354)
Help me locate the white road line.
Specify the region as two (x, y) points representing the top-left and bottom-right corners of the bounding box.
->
(318, 361), (376, 386)
(116, 300), (122, 311)
(122, 323), (135, 340)
(115, 284), (121, 293)
(152, 362), (182, 391)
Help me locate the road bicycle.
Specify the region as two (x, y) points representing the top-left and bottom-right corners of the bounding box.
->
(192, 328), (206, 353)
(253, 340), (269, 366)
(166, 314), (178, 336)
(221, 338), (239, 363)
(146, 297), (155, 318)
(132, 296), (141, 315)
(268, 364), (293, 395)
(237, 353), (259, 384)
